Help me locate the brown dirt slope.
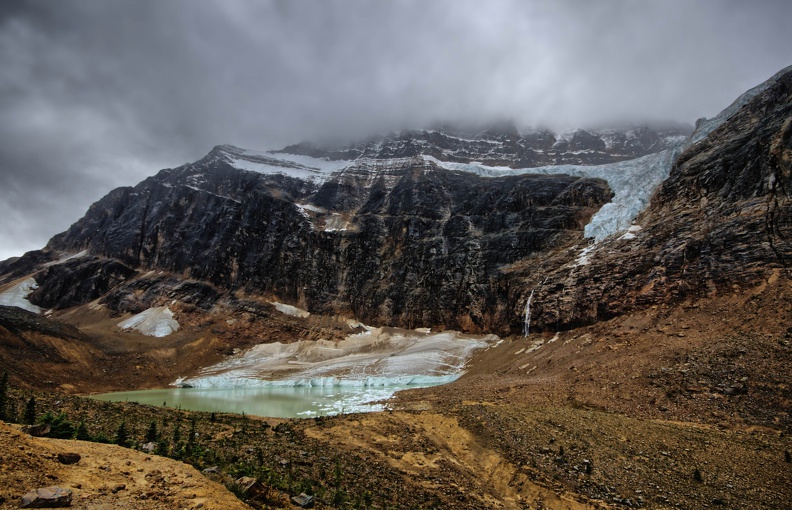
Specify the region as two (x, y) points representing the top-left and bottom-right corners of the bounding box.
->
(0, 422), (249, 509)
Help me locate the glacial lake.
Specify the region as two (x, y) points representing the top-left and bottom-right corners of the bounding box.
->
(92, 326), (497, 418)
(91, 382), (443, 418)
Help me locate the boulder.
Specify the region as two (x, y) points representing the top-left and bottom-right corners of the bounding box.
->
(292, 492), (315, 508)
(234, 476), (263, 498)
(22, 424), (51, 437)
(19, 486), (72, 508)
(56, 453), (80, 465)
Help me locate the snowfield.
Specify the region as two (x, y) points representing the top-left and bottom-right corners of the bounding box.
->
(118, 306), (180, 337)
(0, 278), (43, 314)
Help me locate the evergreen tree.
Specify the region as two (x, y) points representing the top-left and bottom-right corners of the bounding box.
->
(23, 396), (36, 425)
(40, 412), (75, 439)
(155, 438), (170, 456)
(145, 421), (158, 443)
(185, 417), (197, 456)
(75, 421), (91, 441)
(114, 420), (130, 447)
(6, 400), (17, 423)
(0, 371), (8, 421)
(172, 422), (182, 444)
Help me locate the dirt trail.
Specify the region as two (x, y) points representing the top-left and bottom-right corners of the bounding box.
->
(0, 423), (248, 510)
(306, 411), (608, 509)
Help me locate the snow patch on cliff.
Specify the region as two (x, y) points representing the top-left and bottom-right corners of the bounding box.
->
(271, 301), (310, 318)
(0, 278), (42, 314)
(118, 306), (179, 337)
(229, 148), (353, 183)
(690, 64), (792, 145)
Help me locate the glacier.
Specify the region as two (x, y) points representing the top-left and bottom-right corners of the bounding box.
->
(179, 326), (497, 389)
(423, 147), (683, 242)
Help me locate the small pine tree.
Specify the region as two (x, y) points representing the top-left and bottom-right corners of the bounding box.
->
(145, 421), (158, 443)
(115, 420), (130, 448)
(0, 371), (8, 421)
(155, 438), (170, 456)
(185, 417), (197, 457)
(94, 432), (111, 444)
(172, 422), (182, 444)
(23, 396), (36, 425)
(75, 421), (91, 441)
(6, 400), (17, 423)
(40, 412), (75, 439)
(693, 467), (703, 482)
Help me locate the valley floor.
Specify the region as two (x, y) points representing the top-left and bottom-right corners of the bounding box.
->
(1, 277), (791, 508)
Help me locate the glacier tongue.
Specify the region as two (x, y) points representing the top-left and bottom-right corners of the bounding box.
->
(423, 145), (683, 242)
(180, 327), (497, 389)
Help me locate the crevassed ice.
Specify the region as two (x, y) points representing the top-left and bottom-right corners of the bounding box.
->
(179, 327), (497, 389)
(118, 306), (179, 337)
(423, 146), (683, 242)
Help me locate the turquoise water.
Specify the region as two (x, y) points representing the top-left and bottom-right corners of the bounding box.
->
(91, 383), (437, 418)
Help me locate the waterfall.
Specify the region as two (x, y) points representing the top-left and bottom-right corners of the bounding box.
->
(523, 288), (535, 337)
(523, 277), (549, 337)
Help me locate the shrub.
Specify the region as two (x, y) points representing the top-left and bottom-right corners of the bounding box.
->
(39, 412), (75, 439)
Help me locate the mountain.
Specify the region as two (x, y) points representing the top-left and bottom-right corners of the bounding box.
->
(2, 67), (792, 510)
(0, 122), (696, 336)
(0, 66), (788, 359)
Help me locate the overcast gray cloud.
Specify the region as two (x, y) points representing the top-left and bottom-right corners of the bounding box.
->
(1, 0), (791, 260)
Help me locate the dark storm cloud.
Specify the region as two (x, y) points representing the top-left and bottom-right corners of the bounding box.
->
(1, 0), (791, 260)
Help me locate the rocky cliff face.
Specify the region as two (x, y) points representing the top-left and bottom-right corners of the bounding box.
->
(523, 65), (792, 330)
(15, 147), (610, 334)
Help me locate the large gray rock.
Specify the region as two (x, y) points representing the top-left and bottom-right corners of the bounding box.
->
(19, 486), (72, 508)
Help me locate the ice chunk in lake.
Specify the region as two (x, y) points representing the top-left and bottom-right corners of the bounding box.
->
(118, 306), (179, 337)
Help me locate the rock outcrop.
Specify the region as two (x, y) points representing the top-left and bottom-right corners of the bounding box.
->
(524, 65), (792, 330)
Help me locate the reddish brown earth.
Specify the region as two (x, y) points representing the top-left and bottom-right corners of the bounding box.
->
(1, 272), (790, 508)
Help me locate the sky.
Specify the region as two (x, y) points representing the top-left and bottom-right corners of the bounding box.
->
(0, 0), (791, 261)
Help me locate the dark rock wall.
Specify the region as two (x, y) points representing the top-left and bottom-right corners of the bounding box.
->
(524, 67), (792, 331)
(40, 157), (610, 334)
